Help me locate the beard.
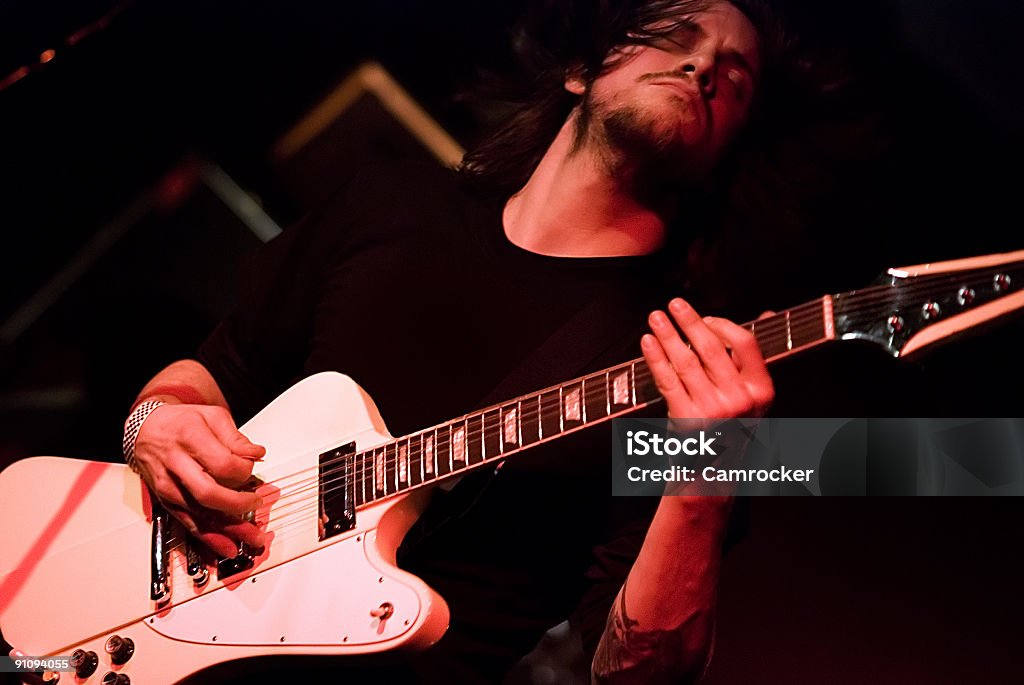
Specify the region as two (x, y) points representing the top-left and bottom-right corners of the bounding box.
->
(576, 88), (708, 189)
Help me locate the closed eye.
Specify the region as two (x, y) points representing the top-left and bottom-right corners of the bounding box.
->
(726, 67), (747, 100)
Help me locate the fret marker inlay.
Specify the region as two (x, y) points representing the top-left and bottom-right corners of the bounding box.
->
(503, 408), (518, 445)
(612, 371), (630, 406)
(564, 388), (582, 422)
(398, 444), (408, 483)
(453, 427), (466, 463)
(374, 449), (385, 492)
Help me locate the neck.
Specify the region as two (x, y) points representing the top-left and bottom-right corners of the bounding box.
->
(503, 112), (676, 258)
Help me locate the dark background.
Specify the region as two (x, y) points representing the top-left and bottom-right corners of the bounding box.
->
(1, 1), (1023, 683)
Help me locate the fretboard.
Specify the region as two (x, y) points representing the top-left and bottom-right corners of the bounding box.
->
(342, 296), (834, 507)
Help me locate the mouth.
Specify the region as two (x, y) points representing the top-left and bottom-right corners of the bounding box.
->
(648, 79), (706, 132)
(649, 79), (700, 101)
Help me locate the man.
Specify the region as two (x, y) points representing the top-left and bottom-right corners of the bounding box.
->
(125, 1), (777, 682)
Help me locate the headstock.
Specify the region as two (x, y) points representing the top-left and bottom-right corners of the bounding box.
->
(832, 249), (1024, 357)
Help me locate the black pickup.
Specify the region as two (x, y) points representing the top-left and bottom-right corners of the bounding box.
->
(319, 441), (357, 540)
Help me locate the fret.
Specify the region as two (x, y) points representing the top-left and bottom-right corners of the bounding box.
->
(435, 426), (452, 477)
(520, 395), (541, 446)
(794, 307), (826, 349)
(584, 371), (608, 423)
(558, 386), (564, 432)
(630, 360), (637, 405)
(823, 295), (835, 340)
(598, 370), (606, 413)
(388, 442), (397, 493)
(517, 399), (523, 447)
(754, 307), (827, 361)
(463, 415), (483, 465)
(581, 378), (587, 423)
(387, 443), (398, 494)
(536, 395), (544, 440)
(539, 389), (562, 438)
(497, 407), (504, 454)
(360, 451), (369, 505)
(353, 453), (363, 506)
(409, 435), (423, 487)
(633, 362), (661, 404)
(755, 315), (787, 359)
(482, 409), (502, 461)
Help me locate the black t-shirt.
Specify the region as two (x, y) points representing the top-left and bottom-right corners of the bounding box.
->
(197, 162), (678, 682)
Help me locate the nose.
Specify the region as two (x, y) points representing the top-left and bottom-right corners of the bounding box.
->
(682, 52), (715, 98)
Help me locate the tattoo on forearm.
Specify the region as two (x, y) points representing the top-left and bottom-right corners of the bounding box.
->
(592, 580), (705, 685)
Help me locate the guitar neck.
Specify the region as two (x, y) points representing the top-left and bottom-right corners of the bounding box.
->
(346, 297), (836, 507)
(343, 246), (1024, 506)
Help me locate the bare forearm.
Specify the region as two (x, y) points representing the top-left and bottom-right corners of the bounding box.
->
(134, 359), (229, 409)
(592, 496), (732, 684)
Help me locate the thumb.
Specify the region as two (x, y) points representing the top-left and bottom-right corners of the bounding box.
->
(757, 310), (776, 320)
(202, 407), (266, 459)
(227, 431), (266, 459)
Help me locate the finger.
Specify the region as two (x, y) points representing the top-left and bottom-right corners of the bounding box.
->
(192, 529), (242, 559)
(666, 299), (740, 386)
(201, 407), (266, 460)
(758, 310), (776, 320)
(704, 318), (773, 388)
(166, 451), (262, 516)
(144, 459), (190, 510)
(220, 518), (266, 550)
(182, 430), (256, 488)
(649, 309), (718, 398)
(641, 333), (691, 404)
(165, 503), (265, 557)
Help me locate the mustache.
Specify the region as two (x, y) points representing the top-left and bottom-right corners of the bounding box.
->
(637, 71), (689, 82)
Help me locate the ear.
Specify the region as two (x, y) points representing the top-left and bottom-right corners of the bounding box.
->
(564, 66), (586, 95)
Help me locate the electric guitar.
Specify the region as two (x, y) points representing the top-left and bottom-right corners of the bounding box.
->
(2, 249), (1023, 684)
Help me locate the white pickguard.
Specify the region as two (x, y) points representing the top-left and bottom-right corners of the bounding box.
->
(148, 530), (420, 646)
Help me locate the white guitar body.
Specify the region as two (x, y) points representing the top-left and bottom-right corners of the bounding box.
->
(0, 373), (449, 683)
(3, 248), (1023, 683)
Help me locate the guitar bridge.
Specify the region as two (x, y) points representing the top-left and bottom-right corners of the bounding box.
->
(319, 441), (357, 540)
(216, 508), (258, 581)
(216, 545), (255, 580)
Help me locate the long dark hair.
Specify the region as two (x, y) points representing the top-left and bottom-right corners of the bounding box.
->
(458, 1), (913, 316)
(458, 0), (786, 196)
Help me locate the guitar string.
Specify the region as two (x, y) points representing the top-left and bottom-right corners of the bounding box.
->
(327, 259), (1024, 503)
(178, 260), (1024, 529)
(158, 262), (1024, 557)
(159, 299), (1024, 577)
(824, 263), (1022, 317)
(163, 296), (835, 528)
(251, 259), (1023, 517)
(161, 374), (665, 551)
(162, 301), (837, 539)
(269, 257), (1024, 510)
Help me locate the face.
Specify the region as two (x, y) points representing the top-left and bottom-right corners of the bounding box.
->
(570, 1), (761, 181)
